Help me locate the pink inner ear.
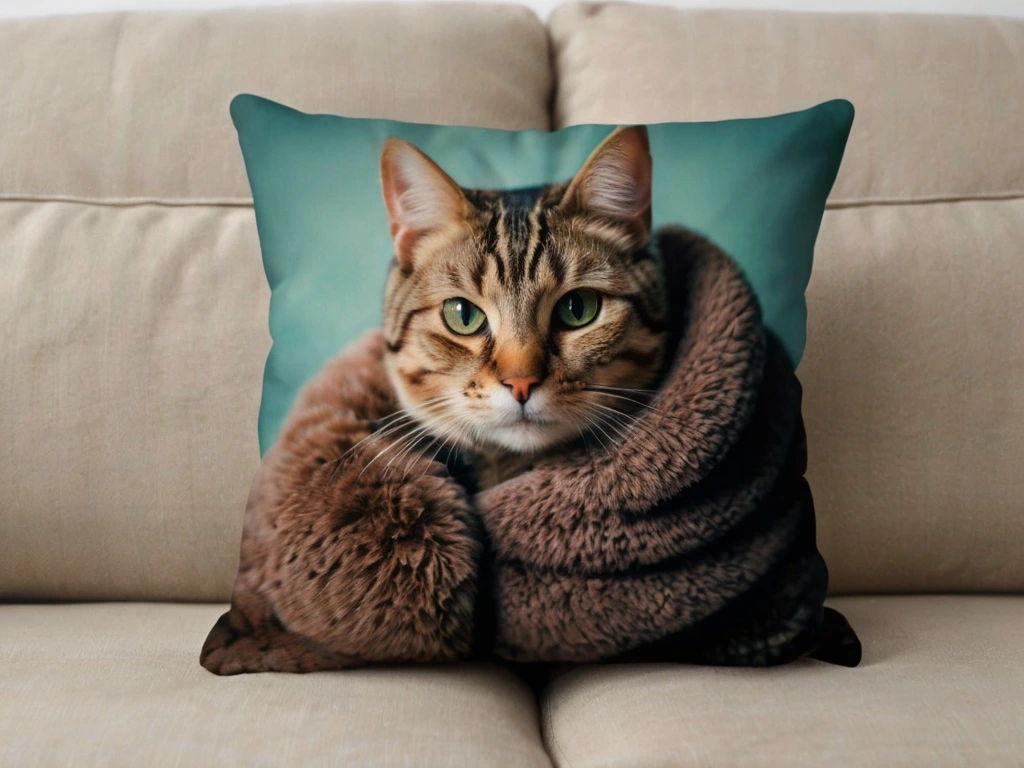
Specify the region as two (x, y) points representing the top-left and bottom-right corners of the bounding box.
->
(563, 126), (652, 228)
(381, 140), (475, 270)
(633, 150), (652, 213)
(381, 143), (425, 265)
(382, 159), (408, 232)
(608, 130), (651, 217)
(392, 227), (418, 260)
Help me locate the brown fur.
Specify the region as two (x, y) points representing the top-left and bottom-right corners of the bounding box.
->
(200, 229), (861, 673)
(201, 332), (480, 674)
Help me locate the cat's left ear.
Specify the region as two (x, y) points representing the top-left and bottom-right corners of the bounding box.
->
(380, 138), (471, 271)
(560, 126), (652, 247)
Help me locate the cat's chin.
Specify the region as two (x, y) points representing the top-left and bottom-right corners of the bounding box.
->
(483, 419), (577, 455)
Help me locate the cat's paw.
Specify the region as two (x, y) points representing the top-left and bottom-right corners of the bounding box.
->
(262, 457), (480, 665)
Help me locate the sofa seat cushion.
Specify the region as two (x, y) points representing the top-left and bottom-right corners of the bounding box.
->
(540, 596), (1024, 767)
(0, 603), (552, 768)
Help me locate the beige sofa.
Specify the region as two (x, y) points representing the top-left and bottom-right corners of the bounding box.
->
(2, 3), (1022, 765)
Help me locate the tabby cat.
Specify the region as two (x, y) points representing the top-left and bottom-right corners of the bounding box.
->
(379, 126), (668, 488)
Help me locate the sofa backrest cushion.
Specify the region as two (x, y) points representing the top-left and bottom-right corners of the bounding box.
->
(3, 2), (1021, 600)
(549, 3), (1024, 593)
(0, 4), (551, 600)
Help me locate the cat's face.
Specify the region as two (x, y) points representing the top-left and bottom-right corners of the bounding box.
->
(380, 127), (667, 455)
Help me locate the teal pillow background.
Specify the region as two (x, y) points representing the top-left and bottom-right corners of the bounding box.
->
(232, 95), (853, 455)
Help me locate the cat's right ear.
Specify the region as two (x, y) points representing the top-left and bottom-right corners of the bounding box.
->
(559, 126), (652, 249)
(380, 139), (470, 272)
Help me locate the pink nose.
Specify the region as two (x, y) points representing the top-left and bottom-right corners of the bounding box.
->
(502, 375), (540, 404)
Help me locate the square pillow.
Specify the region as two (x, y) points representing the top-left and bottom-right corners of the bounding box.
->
(200, 95), (861, 675)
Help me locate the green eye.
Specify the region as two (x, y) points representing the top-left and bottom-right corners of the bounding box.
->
(442, 298), (487, 335)
(555, 289), (601, 329)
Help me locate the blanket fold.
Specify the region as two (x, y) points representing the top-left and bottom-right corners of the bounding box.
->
(201, 228), (861, 675)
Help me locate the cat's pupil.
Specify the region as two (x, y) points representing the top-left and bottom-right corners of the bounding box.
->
(459, 301), (471, 325)
(566, 293), (584, 320)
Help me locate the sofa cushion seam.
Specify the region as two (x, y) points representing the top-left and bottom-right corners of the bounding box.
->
(826, 191), (1024, 209)
(540, 685), (575, 768)
(0, 194), (253, 208)
(1, 191), (1022, 211)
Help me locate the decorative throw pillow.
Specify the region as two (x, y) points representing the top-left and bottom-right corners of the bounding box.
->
(200, 95), (862, 675)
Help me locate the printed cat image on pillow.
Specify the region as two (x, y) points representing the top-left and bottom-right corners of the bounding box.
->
(201, 126), (861, 675)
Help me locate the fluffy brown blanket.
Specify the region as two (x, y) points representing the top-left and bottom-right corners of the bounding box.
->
(201, 228), (860, 675)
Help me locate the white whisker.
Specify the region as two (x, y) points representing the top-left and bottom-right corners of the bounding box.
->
(576, 425), (591, 454)
(326, 411), (423, 484)
(588, 402), (665, 444)
(379, 423), (438, 478)
(586, 416), (617, 451)
(591, 411), (631, 443)
(358, 422), (433, 478)
(420, 420), (467, 479)
(583, 423), (609, 452)
(587, 384), (659, 394)
(587, 389), (668, 416)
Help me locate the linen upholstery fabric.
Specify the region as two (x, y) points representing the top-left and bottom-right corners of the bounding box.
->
(0, 6), (552, 600)
(807, 201), (1024, 593)
(548, 3), (1024, 592)
(4, 600), (1020, 767)
(0, 4), (551, 201)
(0, 203), (266, 601)
(548, 4), (1024, 204)
(540, 596), (1024, 768)
(0, 603), (552, 768)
